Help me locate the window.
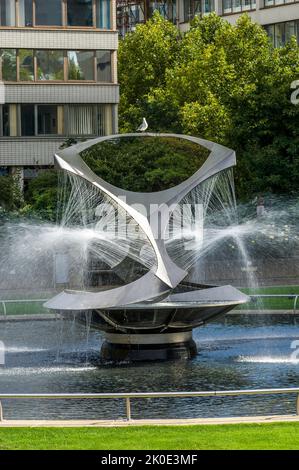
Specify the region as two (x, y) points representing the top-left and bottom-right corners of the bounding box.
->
(203, 0), (214, 13)
(1, 104), (10, 136)
(222, 0), (256, 13)
(37, 105), (57, 135)
(36, 50), (64, 80)
(184, 0), (201, 22)
(0, 49), (112, 82)
(35, 0), (62, 26)
(18, 0), (33, 27)
(67, 105), (95, 134)
(0, 49), (16, 80)
(21, 105), (35, 136)
(96, 51), (111, 82)
(264, 21), (299, 47)
(264, 0), (295, 4)
(68, 51), (94, 80)
(67, 0), (93, 27)
(19, 49), (34, 81)
(96, 0), (111, 28)
(285, 21), (296, 43)
(0, 0), (16, 26)
(3, 104), (111, 137)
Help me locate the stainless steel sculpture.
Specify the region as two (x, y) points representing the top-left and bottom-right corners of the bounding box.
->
(45, 133), (248, 361)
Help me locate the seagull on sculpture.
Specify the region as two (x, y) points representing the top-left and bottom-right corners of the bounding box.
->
(137, 117), (148, 132)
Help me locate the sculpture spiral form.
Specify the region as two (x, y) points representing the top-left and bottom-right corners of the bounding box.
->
(45, 133), (248, 361)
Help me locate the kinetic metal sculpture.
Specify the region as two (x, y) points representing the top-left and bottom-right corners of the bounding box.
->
(46, 133), (248, 361)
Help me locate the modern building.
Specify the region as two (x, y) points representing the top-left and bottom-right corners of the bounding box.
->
(117, 0), (299, 48)
(0, 0), (119, 188)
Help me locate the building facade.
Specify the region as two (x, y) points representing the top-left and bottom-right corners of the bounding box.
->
(117, 0), (299, 48)
(0, 0), (119, 187)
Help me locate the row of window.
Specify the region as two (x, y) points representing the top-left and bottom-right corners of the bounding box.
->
(0, 104), (112, 136)
(117, 2), (176, 36)
(222, 0), (256, 14)
(182, 0), (297, 18)
(264, 20), (299, 47)
(0, 49), (112, 82)
(0, 0), (111, 29)
(264, 0), (298, 6)
(183, 0), (214, 22)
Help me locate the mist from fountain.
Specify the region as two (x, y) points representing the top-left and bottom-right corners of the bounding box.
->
(0, 166), (298, 298)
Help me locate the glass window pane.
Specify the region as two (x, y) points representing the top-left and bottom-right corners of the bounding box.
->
(18, 0), (33, 27)
(1, 49), (16, 81)
(21, 104), (35, 136)
(37, 105), (57, 135)
(96, 50), (111, 82)
(242, 0), (251, 10)
(36, 50), (64, 80)
(67, 0), (93, 26)
(19, 49), (34, 81)
(285, 21), (296, 43)
(0, 0), (16, 26)
(96, 0), (111, 28)
(68, 51), (94, 80)
(204, 0), (215, 13)
(265, 24), (275, 46)
(97, 105), (105, 135)
(232, 0), (242, 11)
(35, 0), (62, 26)
(223, 0), (232, 13)
(184, 0), (191, 21)
(2, 104), (10, 136)
(264, 0), (274, 5)
(67, 105), (95, 134)
(194, 0), (201, 15)
(275, 23), (285, 47)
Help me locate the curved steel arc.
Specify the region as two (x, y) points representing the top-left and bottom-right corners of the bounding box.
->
(46, 133), (236, 311)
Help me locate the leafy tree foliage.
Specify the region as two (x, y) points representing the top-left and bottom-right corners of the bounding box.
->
(82, 137), (208, 192)
(119, 13), (299, 199)
(24, 170), (59, 221)
(0, 176), (22, 211)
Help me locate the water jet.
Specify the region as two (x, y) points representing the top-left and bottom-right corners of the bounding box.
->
(45, 133), (249, 361)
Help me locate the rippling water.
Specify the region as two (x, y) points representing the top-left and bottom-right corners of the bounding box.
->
(0, 315), (299, 420)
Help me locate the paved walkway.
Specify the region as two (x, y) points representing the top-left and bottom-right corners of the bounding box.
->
(1, 415), (299, 427)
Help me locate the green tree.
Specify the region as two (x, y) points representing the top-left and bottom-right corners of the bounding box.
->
(81, 137), (209, 192)
(118, 13), (299, 199)
(25, 170), (59, 221)
(0, 176), (22, 211)
(118, 11), (181, 132)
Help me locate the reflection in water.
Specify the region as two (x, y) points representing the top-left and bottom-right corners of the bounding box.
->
(0, 316), (299, 420)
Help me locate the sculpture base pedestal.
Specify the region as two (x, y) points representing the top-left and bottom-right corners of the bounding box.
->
(100, 332), (197, 362)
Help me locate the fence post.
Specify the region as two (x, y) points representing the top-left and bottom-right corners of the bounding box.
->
(1, 302), (6, 317)
(126, 397), (131, 421)
(296, 394), (299, 416)
(0, 401), (3, 422)
(294, 296), (298, 315)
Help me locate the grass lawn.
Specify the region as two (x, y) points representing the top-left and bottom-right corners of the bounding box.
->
(239, 285), (299, 310)
(0, 423), (299, 450)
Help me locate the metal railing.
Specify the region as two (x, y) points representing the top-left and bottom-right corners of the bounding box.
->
(0, 387), (299, 422)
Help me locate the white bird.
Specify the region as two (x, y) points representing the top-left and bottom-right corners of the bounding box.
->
(137, 117), (148, 132)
